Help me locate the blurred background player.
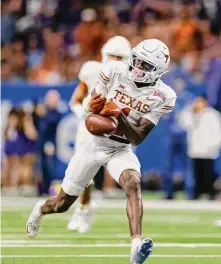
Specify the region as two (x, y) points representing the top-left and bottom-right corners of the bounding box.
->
(67, 36), (131, 233)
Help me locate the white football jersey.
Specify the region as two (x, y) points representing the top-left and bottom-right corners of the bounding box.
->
(95, 61), (177, 139)
(78, 61), (103, 95)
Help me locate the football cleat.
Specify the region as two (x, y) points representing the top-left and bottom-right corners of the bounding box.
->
(67, 206), (93, 233)
(132, 238), (153, 264)
(26, 201), (44, 238)
(67, 207), (82, 231)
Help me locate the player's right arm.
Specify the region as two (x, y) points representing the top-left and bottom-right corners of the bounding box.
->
(69, 81), (88, 118)
(70, 61), (106, 118)
(69, 61), (92, 118)
(82, 62), (113, 115)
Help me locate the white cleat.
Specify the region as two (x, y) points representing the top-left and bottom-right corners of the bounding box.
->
(67, 206), (93, 233)
(78, 207), (92, 233)
(131, 238), (153, 264)
(67, 207), (81, 231)
(215, 219), (221, 227)
(26, 201), (44, 238)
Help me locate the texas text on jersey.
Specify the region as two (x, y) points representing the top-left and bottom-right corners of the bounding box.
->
(95, 60), (177, 141)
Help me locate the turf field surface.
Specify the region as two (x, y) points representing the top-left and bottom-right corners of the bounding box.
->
(1, 197), (221, 264)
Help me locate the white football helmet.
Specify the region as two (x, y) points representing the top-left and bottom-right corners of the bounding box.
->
(101, 36), (131, 64)
(127, 39), (170, 83)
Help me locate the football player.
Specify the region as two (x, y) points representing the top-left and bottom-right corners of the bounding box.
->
(67, 36), (132, 233)
(26, 39), (177, 264)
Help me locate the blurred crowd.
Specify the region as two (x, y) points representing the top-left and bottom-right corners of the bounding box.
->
(2, 90), (62, 196)
(1, 1), (220, 94)
(1, 0), (221, 199)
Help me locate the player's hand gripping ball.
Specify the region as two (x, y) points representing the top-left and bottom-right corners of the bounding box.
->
(88, 94), (106, 114)
(100, 99), (121, 118)
(85, 114), (117, 135)
(86, 97), (120, 135)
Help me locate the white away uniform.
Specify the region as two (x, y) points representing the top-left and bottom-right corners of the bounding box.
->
(73, 61), (103, 150)
(62, 61), (176, 196)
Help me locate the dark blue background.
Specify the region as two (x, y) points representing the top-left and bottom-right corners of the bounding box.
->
(2, 82), (221, 179)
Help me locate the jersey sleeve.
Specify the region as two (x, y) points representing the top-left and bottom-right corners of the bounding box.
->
(144, 96), (177, 125)
(78, 62), (91, 83)
(94, 63), (112, 96)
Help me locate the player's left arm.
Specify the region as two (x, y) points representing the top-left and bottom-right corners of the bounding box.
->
(117, 114), (155, 146)
(101, 96), (176, 145)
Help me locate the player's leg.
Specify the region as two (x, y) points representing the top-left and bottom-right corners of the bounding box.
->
(26, 138), (100, 237)
(106, 148), (153, 264)
(119, 170), (152, 264)
(67, 122), (96, 233)
(67, 179), (94, 233)
(119, 170), (142, 236)
(80, 181), (94, 205)
(41, 188), (77, 214)
(67, 123), (98, 233)
(26, 188), (78, 238)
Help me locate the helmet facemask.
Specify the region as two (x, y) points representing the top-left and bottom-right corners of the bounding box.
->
(127, 53), (168, 84)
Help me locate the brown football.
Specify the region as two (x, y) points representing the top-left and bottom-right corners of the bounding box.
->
(85, 114), (117, 135)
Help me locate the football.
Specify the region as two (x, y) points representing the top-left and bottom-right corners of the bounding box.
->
(85, 114), (117, 135)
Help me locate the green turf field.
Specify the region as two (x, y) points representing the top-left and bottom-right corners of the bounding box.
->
(1, 198), (221, 264)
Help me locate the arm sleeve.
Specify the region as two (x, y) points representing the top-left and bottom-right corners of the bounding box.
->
(143, 96), (177, 125)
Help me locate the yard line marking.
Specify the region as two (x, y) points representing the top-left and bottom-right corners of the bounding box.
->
(2, 240), (221, 245)
(2, 243), (221, 248)
(2, 198), (221, 210)
(1, 234), (130, 239)
(2, 255), (221, 258)
(2, 233), (221, 239)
